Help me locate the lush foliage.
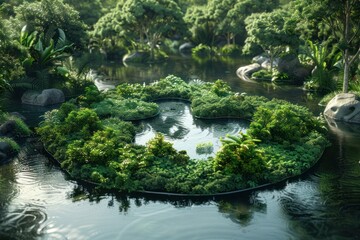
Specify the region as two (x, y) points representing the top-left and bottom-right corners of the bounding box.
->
(0, 111), (32, 137)
(214, 132), (266, 183)
(248, 99), (326, 143)
(196, 141), (214, 155)
(0, 137), (20, 155)
(92, 98), (159, 120)
(13, 0), (87, 48)
(36, 75), (328, 194)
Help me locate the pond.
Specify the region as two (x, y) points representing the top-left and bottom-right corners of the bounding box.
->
(1, 56), (360, 239)
(135, 100), (248, 159)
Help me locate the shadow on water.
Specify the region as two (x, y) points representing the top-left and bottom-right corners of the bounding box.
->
(277, 118), (360, 240)
(0, 145), (48, 240)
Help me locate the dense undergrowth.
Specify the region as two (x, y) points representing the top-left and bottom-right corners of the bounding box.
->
(37, 75), (329, 194)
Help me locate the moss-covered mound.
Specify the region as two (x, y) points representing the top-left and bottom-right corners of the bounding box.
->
(0, 111), (32, 163)
(36, 75), (329, 194)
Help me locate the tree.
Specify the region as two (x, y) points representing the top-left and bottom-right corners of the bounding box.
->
(292, 0), (360, 92)
(0, 17), (24, 92)
(185, 5), (215, 45)
(64, 0), (103, 27)
(226, 0), (279, 46)
(186, 0), (279, 47)
(244, 9), (300, 73)
(207, 0), (237, 45)
(13, 0), (87, 48)
(120, 0), (187, 59)
(315, 0), (360, 93)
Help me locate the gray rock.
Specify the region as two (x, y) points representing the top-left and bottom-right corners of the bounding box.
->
(21, 89), (65, 106)
(236, 63), (262, 83)
(252, 55), (268, 65)
(324, 93), (360, 123)
(0, 151), (7, 163)
(0, 142), (11, 155)
(278, 54), (312, 84)
(10, 112), (26, 121)
(0, 120), (16, 136)
(179, 42), (194, 54)
(122, 51), (150, 63)
(261, 58), (279, 69)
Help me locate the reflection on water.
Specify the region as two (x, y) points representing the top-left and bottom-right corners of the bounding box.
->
(0, 57), (360, 239)
(135, 101), (248, 159)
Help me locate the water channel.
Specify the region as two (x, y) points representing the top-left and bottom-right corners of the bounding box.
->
(0, 56), (359, 239)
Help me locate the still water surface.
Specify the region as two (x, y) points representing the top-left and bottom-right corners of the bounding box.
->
(1, 57), (360, 239)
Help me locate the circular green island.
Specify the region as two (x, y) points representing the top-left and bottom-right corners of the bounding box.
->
(37, 75), (329, 195)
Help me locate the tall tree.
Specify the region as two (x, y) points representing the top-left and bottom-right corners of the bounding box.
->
(0, 17), (24, 92)
(120, 0), (187, 59)
(306, 0), (360, 92)
(13, 0), (87, 48)
(64, 0), (103, 27)
(244, 9), (300, 72)
(294, 0), (360, 92)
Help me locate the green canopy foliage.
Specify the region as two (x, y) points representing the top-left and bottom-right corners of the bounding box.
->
(93, 0), (187, 59)
(64, 0), (103, 27)
(13, 0), (87, 48)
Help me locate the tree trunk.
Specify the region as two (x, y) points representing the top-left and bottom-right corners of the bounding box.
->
(343, 49), (350, 93)
(342, 0), (350, 93)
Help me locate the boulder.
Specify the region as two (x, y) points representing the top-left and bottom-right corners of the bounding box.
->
(179, 42), (194, 54)
(0, 142), (11, 155)
(236, 63), (262, 83)
(0, 120), (17, 136)
(252, 55), (268, 65)
(122, 51), (150, 63)
(10, 112), (26, 121)
(278, 54), (312, 84)
(324, 93), (360, 123)
(21, 89), (65, 106)
(236, 63), (261, 77)
(0, 151), (7, 164)
(261, 58), (279, 69)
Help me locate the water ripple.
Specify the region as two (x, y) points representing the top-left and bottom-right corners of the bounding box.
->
(0, 205), (47, 239)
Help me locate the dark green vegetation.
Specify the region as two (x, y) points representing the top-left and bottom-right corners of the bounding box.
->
(1, 0), (359, 96)
(0, 111), (32, 159)
(37, 75), (328, 194)
(0, 0), (353, 193)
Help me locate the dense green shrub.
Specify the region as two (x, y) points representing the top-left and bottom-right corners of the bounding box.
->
(192, 94), (267, 119)
(0, 111), (32, 137)
(77, 85), (105, 107)
(146, 133), (189, 165)
(145, 75), (192, 100)
(251, 69), (272, 80)
(0, 137), (20, 154)
(64, 108), (102, 138)
(248, 99), (325, 143)
(192, 44), (213, 57)
(36, 74), (328, 194)
(261, 131), (328, 181)
(116, 83), (148, 100)
(92, 98), (159, 120)
(214, 133), (265, 183)
(221, 44), (242, 57)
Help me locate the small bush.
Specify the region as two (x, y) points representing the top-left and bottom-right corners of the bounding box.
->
(196, 142), (214, 155)
(221, 44), (241, 57)
(192, 44), (213, 58)
(251, 70), (272, 80)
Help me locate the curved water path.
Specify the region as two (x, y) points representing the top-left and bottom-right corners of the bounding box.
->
(1, 57), (360, 239)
